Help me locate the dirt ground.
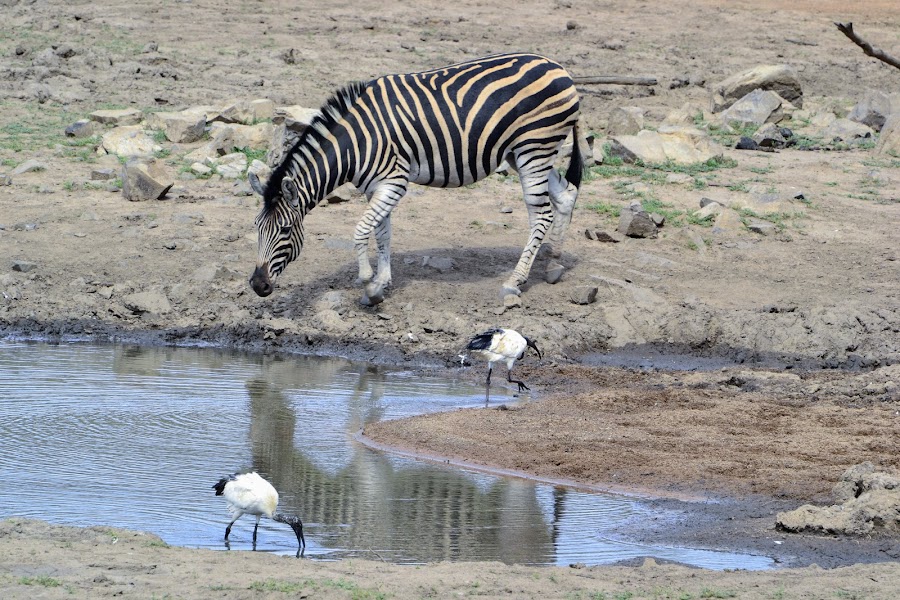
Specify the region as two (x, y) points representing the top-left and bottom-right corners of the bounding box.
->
(2, 0), (900, 597)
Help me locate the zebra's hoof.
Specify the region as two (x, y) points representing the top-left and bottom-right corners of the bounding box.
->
(500, 284), (521, 298)
(361, 289), (384, 306)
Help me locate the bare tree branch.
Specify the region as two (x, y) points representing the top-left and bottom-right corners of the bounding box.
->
(834, 22), (900, 70)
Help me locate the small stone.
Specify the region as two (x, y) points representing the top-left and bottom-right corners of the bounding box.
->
(423, 256), (455, 273)
(746, 218), (776, 235)
(594, 231), (624, 243)
(90, 108), (143, 126)
(503, 294), (522, 309)
(584, 229), (596, 240)
(0, 174), (11, 186)
(545, 262), (565, 284)
(191, 163), (212, 176)
(325, 183), (355, 204)
(11, 260), (37, 273)
(649, 213), (666, 227)
(499, 206), (513, 214)
(122, 290), (172, 314)
(735, 136), (760, 151)
(569, 285), (598, 305)
(618, 206), (658, 238)
(11, 160), (47, 175)
(65, 119), (98, 138)
(90, 168), (117, 181)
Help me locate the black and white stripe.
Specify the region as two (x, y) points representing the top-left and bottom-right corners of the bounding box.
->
(250, 52), (583, 305)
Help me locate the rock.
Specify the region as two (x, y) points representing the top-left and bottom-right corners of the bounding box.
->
(661, 103), (706, 127)
(608, 126), (723, 165)
(607, 106), (644, 136)
(720, 89), (785, 127)
(268, 105), (320, 166)
(819, 118), (874, 144)
(325, 182), (356, 204)
(710, 64), (803, 112)
(122, 159), (173, 201)
(593, 230), (624, 243)
(122, 291), (172, 315)
(145, 111), (206, 143)
(0, 174), (10, 186)
(11, 260), (37, 272)
(876, 114), (900, 156)
(776, 464), (900, 536)
(65, 119), (98, 138)
(712, 208), (744, 235)
(692, 201), (723, 220)
(192, 264), (236, 283)
(618, 203), (658, 238)
(190, 162), (212, 176)
(734, 137), (756, 151)
(423, 256), (455, 273)
(665, 173), (694, 185)
(649, 213), (666, 227)
(11, 159), (47, 175)
(752, 122), (789, 148)
(569, 285), (598, 305)
(502, 294), (522, 309)
(545, 262), (565, 284)
(208, 121), (273, 150)
(832, 462), (900, 504)
(746, 218), (776, 235)
(848, 90), (893, 132)
(247, 159), (271, 185)
(316, 308), (353, 333)
(217, 99), (275, 125)
(90, 168), (117, 181)
(101, 126), (160, 158)
(215, 152), (248, 179)
(89, 108), (143, 126)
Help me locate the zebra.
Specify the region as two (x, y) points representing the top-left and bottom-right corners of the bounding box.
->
(249, 52), (584, 306)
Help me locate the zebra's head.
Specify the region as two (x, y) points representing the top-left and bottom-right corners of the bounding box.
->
(249, 171), (305, 297)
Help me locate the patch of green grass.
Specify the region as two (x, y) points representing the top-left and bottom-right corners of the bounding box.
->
(585, 201), (621, 218)
(249, 578), (385, 599)
(646, 156), (738, 175)
(749, 165), (774, 175)
(235, 146), (267, 163)
(152, 129), (168, 144)
(18, 575), (61, 587)
(824, 181), (838, 187)
(249, 579), (307, 593)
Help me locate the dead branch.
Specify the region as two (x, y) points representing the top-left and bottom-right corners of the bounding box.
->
(834, 22), (900, 70)
(573, 75), (658, 86)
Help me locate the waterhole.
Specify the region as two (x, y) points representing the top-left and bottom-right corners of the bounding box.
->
(0, 341), (772, 569)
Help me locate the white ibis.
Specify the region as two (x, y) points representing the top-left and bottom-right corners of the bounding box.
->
(465, 327), (542, 403)
(213, 471), (306, 557)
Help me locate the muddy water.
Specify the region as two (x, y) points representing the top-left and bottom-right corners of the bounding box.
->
(0, 342), (772, 569)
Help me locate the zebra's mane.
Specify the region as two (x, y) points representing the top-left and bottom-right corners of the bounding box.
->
(263, 80), (369, 208)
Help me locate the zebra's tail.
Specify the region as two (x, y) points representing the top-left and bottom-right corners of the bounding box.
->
(564, 120), (583, 190)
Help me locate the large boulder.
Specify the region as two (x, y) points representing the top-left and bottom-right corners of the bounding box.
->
(876, 114), (900, 156)
(101, 126), (160, 158)
(145, 110), (206, 143)
(720, 89), (785, 127)
(711, 64), (803, 113)
(609, 126), (723, 165)
(122, 159), (173, 201)
(848, 90), (894, 132)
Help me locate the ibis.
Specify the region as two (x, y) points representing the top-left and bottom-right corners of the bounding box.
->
(213, 471), (306, 557)
(465, 327), (542, 403)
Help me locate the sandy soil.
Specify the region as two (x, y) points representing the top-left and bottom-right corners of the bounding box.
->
(1, 0), (900, 597)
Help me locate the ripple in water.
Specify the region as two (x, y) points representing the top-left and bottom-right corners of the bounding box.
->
(0, 341), (773, 570)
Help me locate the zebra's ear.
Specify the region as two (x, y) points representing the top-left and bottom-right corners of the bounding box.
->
(281, 179), (300, 210)
(248, 171), (266, 196)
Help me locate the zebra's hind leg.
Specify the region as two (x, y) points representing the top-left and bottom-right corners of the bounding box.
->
(545, 168), (578, 258)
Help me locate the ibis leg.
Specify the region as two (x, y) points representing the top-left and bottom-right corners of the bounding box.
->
(508, 369), (530, 392)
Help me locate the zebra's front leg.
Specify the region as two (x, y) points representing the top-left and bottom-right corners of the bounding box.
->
(356, 182), (405, 306)
(367, 215), (393, 304)
(502, 175), (553, 297)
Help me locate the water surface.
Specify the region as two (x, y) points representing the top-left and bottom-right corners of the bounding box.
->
(0, 342), (772, 569)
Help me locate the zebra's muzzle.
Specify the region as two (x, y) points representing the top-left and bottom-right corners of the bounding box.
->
(250, 265), (274, 297)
